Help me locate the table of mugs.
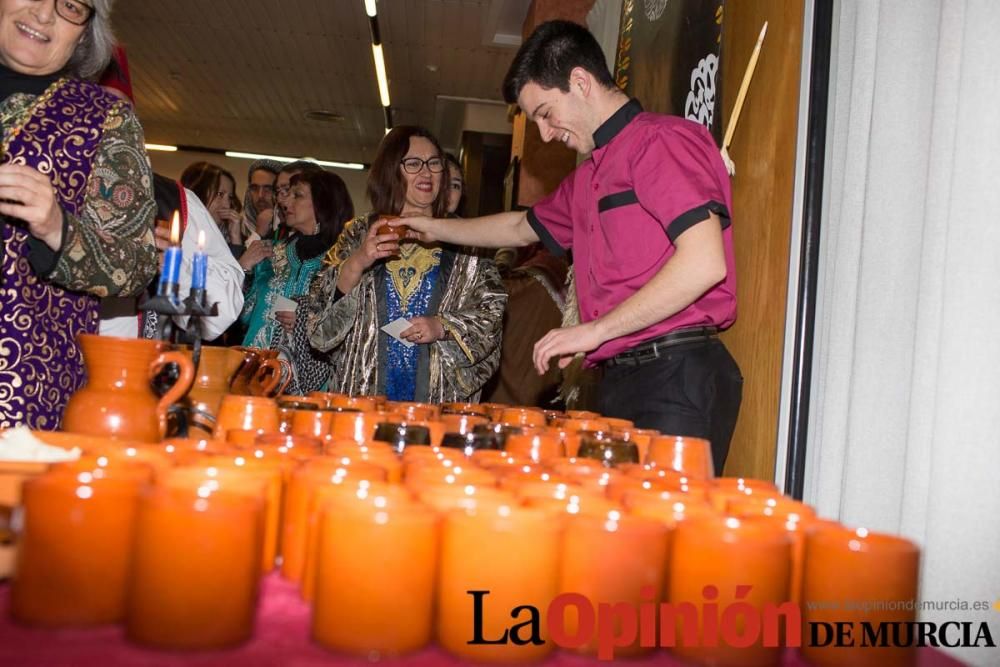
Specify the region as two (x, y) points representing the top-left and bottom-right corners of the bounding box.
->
(0, 397), (969, 667)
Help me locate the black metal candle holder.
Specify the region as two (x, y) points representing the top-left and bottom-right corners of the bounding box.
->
(139, 283), (219, 437)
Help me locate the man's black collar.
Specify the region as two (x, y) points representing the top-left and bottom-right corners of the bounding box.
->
(592, 98), (643, 149)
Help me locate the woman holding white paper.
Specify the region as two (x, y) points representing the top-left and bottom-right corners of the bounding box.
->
(294, 126), (506, 402)
(239, 170), (353, 350)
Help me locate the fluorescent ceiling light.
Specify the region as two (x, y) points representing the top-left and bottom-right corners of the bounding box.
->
(225, 151), (364, 171)
(364, 0), (377, 17)
(145, 143), (178, 152)
(372, 43), (391, 107)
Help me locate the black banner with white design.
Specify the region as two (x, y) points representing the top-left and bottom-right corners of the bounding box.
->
(614, 0), (725, 144)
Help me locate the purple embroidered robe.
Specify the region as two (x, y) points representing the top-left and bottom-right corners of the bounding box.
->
(0, 79), (118, 430)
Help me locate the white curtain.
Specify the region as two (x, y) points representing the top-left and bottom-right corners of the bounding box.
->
(806, 1), (1000, 664)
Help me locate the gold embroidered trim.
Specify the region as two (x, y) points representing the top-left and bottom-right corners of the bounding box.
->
(1, 77), (66, 153)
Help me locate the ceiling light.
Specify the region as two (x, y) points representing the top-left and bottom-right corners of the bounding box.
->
(364, 0), (377, 17)
(145, 143), (178, 152)
(225, 151), (364, 171)
(371, 43), (390, 107)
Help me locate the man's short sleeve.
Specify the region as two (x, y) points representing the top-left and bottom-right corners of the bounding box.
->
(632, 120), (731, 243)
(526, 173), (575, 257)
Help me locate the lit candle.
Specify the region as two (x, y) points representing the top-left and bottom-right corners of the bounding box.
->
(192, 229), (208, 291)
(157, 211), (182, 294)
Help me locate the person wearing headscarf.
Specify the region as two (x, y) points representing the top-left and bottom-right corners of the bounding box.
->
(242, 158), (282, 240)
(0, 0), (157, 430)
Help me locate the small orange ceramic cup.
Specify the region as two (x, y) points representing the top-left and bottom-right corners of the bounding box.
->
(328, 394), (378, 412)
(11, 469), (144, 626)
(312, 495), (437, 657)
(405, 461), (497, 491)
(556, 512), (669, 658)
(668, 516), (793, 667)
(214, 395), (279, 440)
(125, 485), (263, 649)
(623, 490), (718, 527)
(301, 481), (413, 602)
(327, 410), (383, 443)
(498, 407), (547, 427)
(505, 432), (565, 464)
(441, 413), (489, 435)
(376, 217), (409, 244)
(280, 460), (388, 583)
(709, 478), (781, 512)
(441, 402), (490, 417)
(162, 462), (278, 572)
(646, 435), (715, 478)
(417, 483), (516, 513)
(800, 525), (920, 667)
(437, 503), (561, 663)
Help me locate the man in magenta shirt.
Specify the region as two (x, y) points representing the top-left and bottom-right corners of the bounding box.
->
(397, 20), (742, 472)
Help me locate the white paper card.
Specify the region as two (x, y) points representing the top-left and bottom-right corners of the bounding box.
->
(381, 317), (414, 348)
(271, 294), (298, 315)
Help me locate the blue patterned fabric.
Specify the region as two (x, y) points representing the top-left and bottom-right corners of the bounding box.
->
(384, 262), (440, 401)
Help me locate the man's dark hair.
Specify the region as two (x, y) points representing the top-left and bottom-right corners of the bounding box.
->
(502, 19), (617, 104)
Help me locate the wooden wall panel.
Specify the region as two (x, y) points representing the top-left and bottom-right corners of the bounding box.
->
(719, 0), (805, 479)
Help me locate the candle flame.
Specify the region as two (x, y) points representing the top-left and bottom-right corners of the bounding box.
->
(197, 229), (206, 250)
(170, 211), (180, 244)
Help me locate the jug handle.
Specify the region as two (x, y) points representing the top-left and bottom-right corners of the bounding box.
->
(274, 359), (293, 397)
(151, 351), (195, 439)
(252, 359), (282, 396)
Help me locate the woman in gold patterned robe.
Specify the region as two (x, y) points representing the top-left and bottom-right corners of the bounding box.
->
(293, 127), (506, 402)
(0, 0), (157, 429)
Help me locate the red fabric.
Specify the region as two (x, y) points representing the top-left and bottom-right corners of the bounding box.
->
(0, 575), (967, 666)
(99, 46), (134, 103)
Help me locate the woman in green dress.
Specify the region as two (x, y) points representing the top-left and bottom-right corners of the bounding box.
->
(240, 169), (353, 351)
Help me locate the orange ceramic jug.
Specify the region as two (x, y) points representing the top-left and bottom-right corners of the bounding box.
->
(62, 334), (194, 443)
(248, 348), (291, 397)
(184, 346), (245, 437)
(229, 347), (261, 395)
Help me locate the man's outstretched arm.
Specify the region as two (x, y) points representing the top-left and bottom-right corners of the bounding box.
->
(393, 210), (539, 249)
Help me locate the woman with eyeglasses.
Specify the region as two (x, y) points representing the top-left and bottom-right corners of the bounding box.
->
(0, 0), (158, 429)
(293, 126), (506, 401)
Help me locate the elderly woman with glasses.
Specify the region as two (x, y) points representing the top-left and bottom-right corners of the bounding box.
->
(291, 126), (506, 402)
(0, 0), (157, 430)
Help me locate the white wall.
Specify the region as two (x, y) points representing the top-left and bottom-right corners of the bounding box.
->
(806, 2), (1000, 664)
(148, 149), (371, 214)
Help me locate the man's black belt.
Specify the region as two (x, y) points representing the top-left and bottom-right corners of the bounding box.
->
(605, 327), (719, 366)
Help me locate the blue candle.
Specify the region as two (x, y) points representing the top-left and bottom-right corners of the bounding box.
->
(158, 211), (182, 293)
(192, 229), (208, 290)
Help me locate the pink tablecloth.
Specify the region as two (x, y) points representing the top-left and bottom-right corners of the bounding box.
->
(0, 575), (967, 666)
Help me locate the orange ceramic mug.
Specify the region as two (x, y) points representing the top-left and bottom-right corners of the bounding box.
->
(376, 216), (409, 243)
(800, 525), (920, 667)
(11, 469), (144, 626)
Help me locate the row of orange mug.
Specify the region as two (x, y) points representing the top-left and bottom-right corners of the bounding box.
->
(11, 434), (918, 666)
(211, 393), (715, 476)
